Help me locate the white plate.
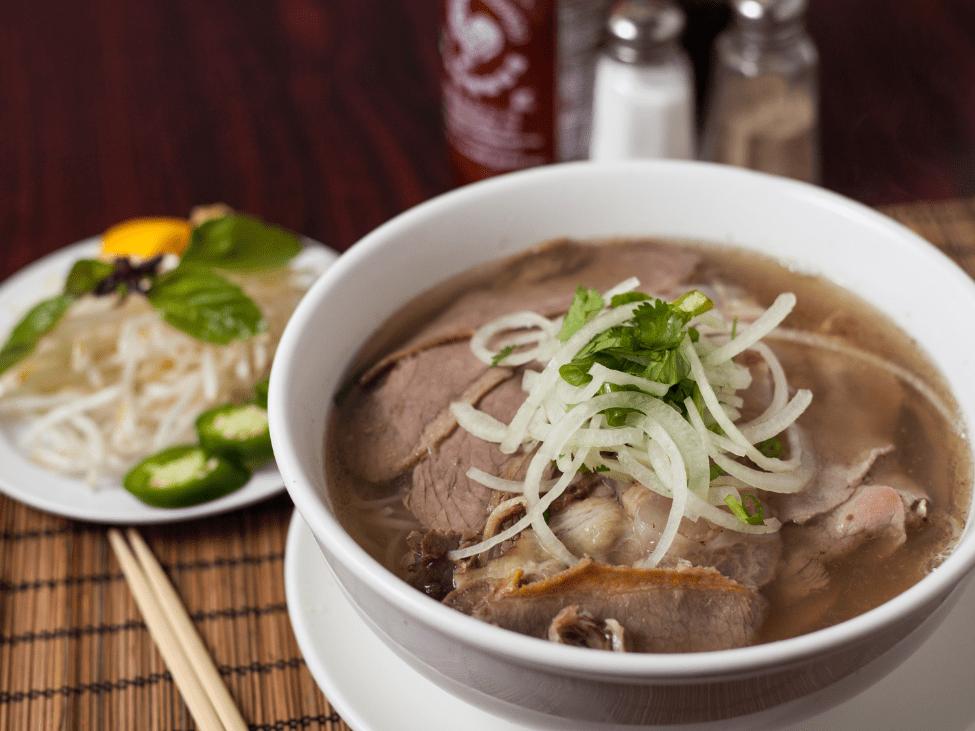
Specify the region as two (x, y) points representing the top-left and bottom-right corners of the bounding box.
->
(285, 511), (975, 731)
(0, 238), (337, 524)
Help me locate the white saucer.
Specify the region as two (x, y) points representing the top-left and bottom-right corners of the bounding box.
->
(0, 238), (337, 523)
(285, 512), (975, 731)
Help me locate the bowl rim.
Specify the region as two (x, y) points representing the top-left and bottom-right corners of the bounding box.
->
(271, 159), (975, 679)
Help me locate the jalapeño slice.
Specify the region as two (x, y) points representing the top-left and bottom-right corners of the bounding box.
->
(123, 445), (250, 508)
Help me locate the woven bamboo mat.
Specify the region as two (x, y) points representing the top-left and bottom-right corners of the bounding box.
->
(1, 197), (974, 731)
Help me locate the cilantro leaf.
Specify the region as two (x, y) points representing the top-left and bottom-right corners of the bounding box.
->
(632, 299), (689, 352)
(181, 214), (303, 271)
(557, 286), (604, 342)
(147, 266), (267, 344)
(555, 287), (714, 423)
(0, 294), (76, 374)
(558, 360), (594, 386)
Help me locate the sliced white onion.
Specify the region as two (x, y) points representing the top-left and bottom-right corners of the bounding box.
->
(450, 402), (509, 443)
(469, 311), (558, 366)
(466, 467), (560, 494)
(684, 338), (805, 473)
(602, 277), (642, 300)
(499, 303), (641, 454)
(702, 292), (796, 366)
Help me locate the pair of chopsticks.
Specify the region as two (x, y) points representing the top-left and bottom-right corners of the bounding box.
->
(107, 528), (248, 731)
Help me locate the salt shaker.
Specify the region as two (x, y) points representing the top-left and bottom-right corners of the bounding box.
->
(700, 0), (820, 183)
(588, 0), (696, 161)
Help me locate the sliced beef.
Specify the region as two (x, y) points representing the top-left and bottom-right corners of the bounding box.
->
(683, 530), (783, 590)
(399, 366), (514, 474)
(445, 558), (767, 652)
(547, 605), (627, 651)
(453, 531), (569, 591)
(774, 482), (917, 604)
(407, 430), (510, 532)
(336, 340), (488, 484)
(405, 374), (531, 533)
(769, 444), (894, 525)
(768, 343), (906, 525)
(362, 240), (701, 383)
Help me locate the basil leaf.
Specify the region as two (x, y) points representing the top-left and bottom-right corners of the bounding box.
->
(182, 214), (303, 271)
(558, 286), (604, 342)
(65, 259), (114, 296)
(147, 267), (267, 344)
(0, 294), (76, 374)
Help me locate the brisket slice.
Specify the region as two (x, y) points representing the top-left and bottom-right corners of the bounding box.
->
(444, 558), (767, 653)
(405, 375), (532, 533)
(335, 339), (516, 485)
(361, 240), (701, 384)
(769, 444), (894, 525)
(773, 482), (919, 604)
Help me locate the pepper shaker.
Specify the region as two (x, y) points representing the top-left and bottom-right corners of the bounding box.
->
(588, 0), (696, 161)
(700, 0), (820, 183)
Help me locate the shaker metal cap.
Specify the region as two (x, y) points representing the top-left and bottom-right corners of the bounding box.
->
(604, 0), (686, 64)
(732, 0), (807, 26)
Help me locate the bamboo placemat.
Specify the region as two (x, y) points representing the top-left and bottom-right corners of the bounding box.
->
(1, 197), (974, 731)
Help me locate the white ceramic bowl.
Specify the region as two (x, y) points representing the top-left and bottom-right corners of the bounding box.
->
(269, 161), (975, 730)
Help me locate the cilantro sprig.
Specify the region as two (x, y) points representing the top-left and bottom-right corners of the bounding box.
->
(556, 286), (713, 423)
(0, 214), (302, 375)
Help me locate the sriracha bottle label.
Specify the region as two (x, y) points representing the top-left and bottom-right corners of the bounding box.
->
(441, 0), (557, 183)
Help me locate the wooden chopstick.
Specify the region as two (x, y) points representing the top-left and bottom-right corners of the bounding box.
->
(108, 528), (248, 731)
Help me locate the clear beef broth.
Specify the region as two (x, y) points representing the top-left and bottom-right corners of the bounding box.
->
(326, 237), (972, 649)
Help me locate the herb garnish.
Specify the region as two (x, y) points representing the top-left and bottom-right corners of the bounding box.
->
(147, 267), (267, 345)
(0, 214), (302, 375)
(181, 214), (303, 271)
(491, 344), (520, 367)
(557, 287), (713, 424)
(724, 493), (766, 526)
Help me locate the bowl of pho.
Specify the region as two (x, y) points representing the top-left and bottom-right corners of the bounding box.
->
(269, 160), (975, 729)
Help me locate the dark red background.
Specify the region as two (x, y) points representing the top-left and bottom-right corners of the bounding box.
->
(1, 0), (973, 276)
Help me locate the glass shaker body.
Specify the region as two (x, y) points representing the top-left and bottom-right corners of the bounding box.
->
(701, 18), (820, 183)
(589, 0), (696, 162)
(590, 46), (696, 161)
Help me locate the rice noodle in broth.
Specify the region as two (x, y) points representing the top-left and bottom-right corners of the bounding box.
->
(326, 238), (972, 651)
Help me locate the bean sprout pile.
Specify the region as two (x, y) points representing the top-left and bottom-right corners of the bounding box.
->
(0, 266), (314, 487)
(448, 278), (814, 567)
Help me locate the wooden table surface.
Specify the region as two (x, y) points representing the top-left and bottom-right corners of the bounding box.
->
(1, 0), (974, 278)
(1, 1), (974, 729)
